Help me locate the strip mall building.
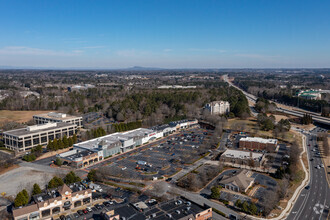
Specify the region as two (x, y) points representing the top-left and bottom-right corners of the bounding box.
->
(58, 119), (199, 168)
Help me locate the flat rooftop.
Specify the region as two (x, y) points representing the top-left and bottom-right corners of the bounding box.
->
(222, 149), (264, 161)
(3, 122), (76, 137)
(240, 137), (277, 144)
(34, 112), (82, 120)
(74, 128), (154, 150)
(111, 197), (207, 220)
(59, 149), (96, 161)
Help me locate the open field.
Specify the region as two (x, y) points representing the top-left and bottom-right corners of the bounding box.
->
(0, 110), (52, 124)
(226, 118), (298, 143)
(0, 166), (55, 196)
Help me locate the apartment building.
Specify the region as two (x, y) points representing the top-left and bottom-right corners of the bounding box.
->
(239, 137), (278, 152)
(12, 182), (92, 220)
(3, 122), (77, 152)
(204, 101), (230, 115)
(33, 112), (83, 128)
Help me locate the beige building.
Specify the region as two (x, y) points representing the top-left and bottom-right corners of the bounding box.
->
(204, 101), (230, 115)
(33, 112), (83, 128)
(220, 149), (265, 168)
(3, 122), (77, 152)
(12, 183), (92, 220)
(219, 170), (255, 193)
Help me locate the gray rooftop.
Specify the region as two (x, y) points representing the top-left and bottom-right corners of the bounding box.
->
(3, 122), (76, 137)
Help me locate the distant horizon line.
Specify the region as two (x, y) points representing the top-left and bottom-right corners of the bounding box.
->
(1, 65), (330, 71)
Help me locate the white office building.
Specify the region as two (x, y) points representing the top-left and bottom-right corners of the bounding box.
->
(33, 112), (83, 128)
(204, 101), (230, 115)
(3, 122), (77, 152)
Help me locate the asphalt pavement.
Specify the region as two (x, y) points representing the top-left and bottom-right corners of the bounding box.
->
(287, 130), (329, 220)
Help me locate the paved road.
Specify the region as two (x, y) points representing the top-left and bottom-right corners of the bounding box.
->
(223, 74), (330, 126)
(167, 183), (241, 219)
(287, 130), (329, 220)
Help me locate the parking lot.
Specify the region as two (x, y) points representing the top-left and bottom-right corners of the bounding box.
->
(55, 183), (149, 220)
(88, 128), (215, 181)
(201, 168), (278, 205)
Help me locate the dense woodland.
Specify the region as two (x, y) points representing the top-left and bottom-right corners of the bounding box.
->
(0, 70), (250, 129)
(232, 72), (330, 115)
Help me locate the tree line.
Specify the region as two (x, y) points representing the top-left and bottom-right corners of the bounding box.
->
(47, 134), (77, 151)
(113, 121), (142, 132)
(14, 171), (81, 207)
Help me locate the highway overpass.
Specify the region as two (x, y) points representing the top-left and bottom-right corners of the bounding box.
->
(223, 75), (330, 127)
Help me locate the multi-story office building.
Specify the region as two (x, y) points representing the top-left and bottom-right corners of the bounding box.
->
(12, 182), (92, 220)
(33, 112), (83, 128)
(239, 137), (278, 152)
(204, 101), (230, 115)
(3, 122), (77, 152)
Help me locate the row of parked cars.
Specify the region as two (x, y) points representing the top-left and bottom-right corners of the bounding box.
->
(57, 201), (115, 220)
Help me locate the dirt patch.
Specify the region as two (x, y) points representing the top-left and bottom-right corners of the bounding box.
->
(36, 148), (70, 161)
(0, 110), (53, 124)
(0, 166), (55, 196)
(0, 164), (19, 175)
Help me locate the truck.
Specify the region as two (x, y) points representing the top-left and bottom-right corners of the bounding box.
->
(89, 183), (103, 192)
(137, 161), (147, 165)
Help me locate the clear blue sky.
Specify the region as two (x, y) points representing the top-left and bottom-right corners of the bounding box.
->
(0, 0), (329, 68)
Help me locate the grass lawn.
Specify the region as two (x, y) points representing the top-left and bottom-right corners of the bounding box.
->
(0, 110), (53, 124)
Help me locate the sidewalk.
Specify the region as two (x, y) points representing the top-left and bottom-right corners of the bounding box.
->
(246, 133), (310, 220)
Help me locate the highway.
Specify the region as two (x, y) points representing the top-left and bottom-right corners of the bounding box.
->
(223, 75), (330, 126)
(287, 130), (329, 220)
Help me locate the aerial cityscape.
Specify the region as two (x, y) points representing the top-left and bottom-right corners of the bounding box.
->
(0, 1), (329, 220)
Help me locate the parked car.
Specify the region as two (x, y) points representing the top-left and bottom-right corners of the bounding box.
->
(83, 209), (88, 214)
(95, 204), (102, 210)
(60, 215), (66, 220)
(77, 210), (84, 216)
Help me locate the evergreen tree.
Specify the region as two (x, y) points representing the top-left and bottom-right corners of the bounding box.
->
(53, 139), (58, 150)
(73, 134), (77, 143)
(87, 169), (97, 182)
(210, 186), (221, 199)
(47, 140), (54, 151)
(48, 176), (64, 188)
(64, 171), (81, 184)
(68, 137), (73, 147)
(62, 136), (69, 148)
(32, 183), (42, 195)
(22, 189), (29, 205)
(57, 139), (64, 149)
(14, 191), (26, 207)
